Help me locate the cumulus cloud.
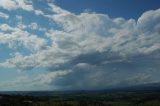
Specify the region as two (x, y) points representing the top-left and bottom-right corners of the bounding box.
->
(0, 0), (33, 11)
(45, 7), (160, 57)
(0, 24), (13, 31)
(0, 25), (47, 52)
(28, 22), (38, 30)
(0, 2), (159, 90)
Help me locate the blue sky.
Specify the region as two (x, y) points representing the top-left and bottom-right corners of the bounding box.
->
(54, 0), (160, 19)
(0, 0), (160, 91)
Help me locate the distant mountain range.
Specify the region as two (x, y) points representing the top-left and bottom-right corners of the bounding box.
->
(107, 82), (160, 92)
(0, 82), (160, 96)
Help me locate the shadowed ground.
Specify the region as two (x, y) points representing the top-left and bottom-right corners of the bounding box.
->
(0, 90), (160, 106)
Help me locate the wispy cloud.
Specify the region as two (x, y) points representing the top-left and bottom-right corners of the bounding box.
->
(0, 12), (9, 19)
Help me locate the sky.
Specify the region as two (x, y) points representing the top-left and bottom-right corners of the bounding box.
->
(0, 0), (160, 91)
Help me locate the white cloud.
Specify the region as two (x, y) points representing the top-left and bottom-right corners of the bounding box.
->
(0, 0), (17, 10)
(0, 12), (9, 19)
(48, 3), (70, 15)
(17, 22), (27, 30)
(0, 5), (159, 72)
(46, 7), (160, 57)
(0, 24), (13, 31)
(28, 22), (38, 30)
(34, 70), (72, 85)
(0, 70), (72, 90)
(0, 25), (47, 52)
(0, 0), (33, 11)
(35, 10), (44, 16)
(137, 9), (160, 32)
(0, 2), (159, 89)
